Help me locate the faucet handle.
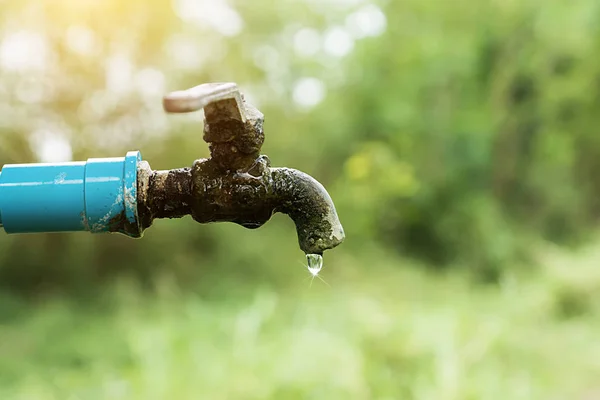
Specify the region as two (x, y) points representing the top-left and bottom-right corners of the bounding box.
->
(162, 82), (247, 123)
(162, 82), (265, 171)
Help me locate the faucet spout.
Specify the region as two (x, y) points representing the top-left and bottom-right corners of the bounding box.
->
(271, 168), (344, 254)
(136, 82), (345, 254)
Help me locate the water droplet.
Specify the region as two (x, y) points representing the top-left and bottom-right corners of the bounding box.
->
(306, 253), (323, 276)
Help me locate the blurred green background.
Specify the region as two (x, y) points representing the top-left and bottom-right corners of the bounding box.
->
(1, 0), (600, 398)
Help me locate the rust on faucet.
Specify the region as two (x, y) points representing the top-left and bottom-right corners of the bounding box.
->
(136, 83), (345, 255)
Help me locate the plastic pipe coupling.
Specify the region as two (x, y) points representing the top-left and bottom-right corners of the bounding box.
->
(0, 151), (143, 237)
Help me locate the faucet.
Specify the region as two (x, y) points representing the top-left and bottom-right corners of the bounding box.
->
(0, 83), (345, 256)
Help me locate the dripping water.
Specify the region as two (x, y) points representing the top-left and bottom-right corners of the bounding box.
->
(306, 253), (323, 276)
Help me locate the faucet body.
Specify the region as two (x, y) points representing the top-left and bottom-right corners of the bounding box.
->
(0, 82), (345, 255)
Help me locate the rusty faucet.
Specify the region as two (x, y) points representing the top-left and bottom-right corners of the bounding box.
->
(134, 83), (345, 255)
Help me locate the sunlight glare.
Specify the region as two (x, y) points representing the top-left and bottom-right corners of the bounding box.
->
(293, 28), (321, 57)
(0, 30), (49, 71)
(346, 4), (387, 38)
(135, 68), (165, 98)
(105, 54), (133, 94)
(173, 0), (243, 37)
(30, 130), (73, 163)
(292, 77), (326, 109)
(166, 35), (207, 70)
(323, 27), (354, 57)
(65, 25), (99, 56)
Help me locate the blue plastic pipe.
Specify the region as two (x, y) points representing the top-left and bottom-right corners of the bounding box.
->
(0, 151), (143, 237)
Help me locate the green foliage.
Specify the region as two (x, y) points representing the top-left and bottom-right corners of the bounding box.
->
(323, 0), (600, 271)
(2, 247), (600, 399)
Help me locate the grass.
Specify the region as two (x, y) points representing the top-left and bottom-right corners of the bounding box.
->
(1, 241), (600, 400)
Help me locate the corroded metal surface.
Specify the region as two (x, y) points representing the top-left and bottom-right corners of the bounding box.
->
(137, 83), (344, 254)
